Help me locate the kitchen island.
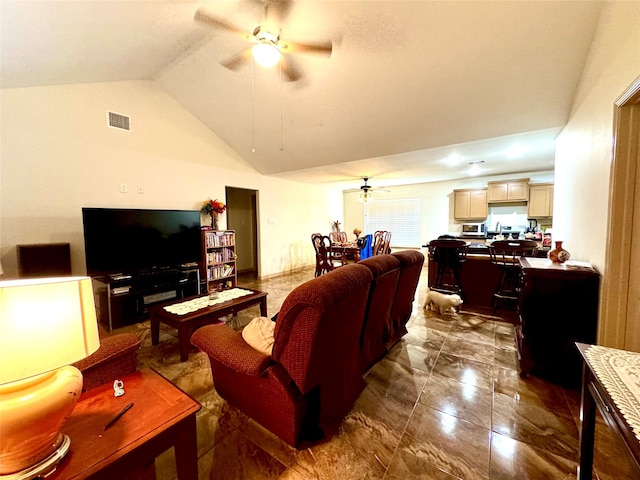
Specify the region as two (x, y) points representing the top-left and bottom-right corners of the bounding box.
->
(425, 240), (547, 315)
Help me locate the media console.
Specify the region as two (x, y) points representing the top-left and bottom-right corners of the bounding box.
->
(93, 265), (200, 330)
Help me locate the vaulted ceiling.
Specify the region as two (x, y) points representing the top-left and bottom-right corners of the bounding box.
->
(0, 1), (603, 190)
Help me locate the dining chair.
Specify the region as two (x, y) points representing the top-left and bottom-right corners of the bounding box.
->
(329, 231), (348, 244)
(311, 233), (324, 277)
(312, 234), (341, 276)
(372, 231), (392, 255)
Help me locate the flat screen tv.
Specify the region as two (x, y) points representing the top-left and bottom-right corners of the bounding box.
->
(82, 208), (201, 276)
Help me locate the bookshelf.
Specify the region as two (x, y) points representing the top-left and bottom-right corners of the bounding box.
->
(201, 230), (237, 292)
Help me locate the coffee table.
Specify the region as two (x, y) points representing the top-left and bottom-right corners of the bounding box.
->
(149, 288), (268, 361)
(50, 368), (200, 480)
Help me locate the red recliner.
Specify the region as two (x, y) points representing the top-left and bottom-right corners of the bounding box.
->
(388, 250), (425, 348)
(357, 254), (401, 372)
(191, 263), (373, 447)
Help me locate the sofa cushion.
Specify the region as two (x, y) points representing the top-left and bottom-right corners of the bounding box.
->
(242, 316), (276, 356)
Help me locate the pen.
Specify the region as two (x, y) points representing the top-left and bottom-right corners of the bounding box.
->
(103, 402), (134, 430)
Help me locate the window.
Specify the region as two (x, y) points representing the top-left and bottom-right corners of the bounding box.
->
(364, 198), (421, 248)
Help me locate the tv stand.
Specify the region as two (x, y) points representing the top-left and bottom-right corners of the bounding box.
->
(92, 265), (200, 330)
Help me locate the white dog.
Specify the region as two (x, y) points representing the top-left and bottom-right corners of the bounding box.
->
(423, 288), (463, 314)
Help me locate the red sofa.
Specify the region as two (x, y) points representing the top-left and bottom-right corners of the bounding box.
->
(357, 254), (402, 372)
(191, 251), (424, 447)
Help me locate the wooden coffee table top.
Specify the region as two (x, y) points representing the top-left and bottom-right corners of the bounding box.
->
(150, 289), (267, 323)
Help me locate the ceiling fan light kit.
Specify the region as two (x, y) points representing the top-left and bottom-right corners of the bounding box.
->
(359, 190), (372, 204)
(193, 5), (332, 82)
(253, 42), (281, 67)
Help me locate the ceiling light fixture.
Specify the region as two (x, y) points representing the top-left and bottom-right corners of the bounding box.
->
(468, 160), (484, 176)
(253, 42), (281, 67)
(507, 144), (526, 158)
(359, 190), (372, 203)
(447, 153), (462, 165)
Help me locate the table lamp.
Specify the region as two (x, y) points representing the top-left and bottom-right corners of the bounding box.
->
(0, 276), (100, 479)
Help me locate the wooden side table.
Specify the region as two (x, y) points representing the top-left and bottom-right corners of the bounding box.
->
(577, 343), (640, 479)
(49, 368), (200, 479)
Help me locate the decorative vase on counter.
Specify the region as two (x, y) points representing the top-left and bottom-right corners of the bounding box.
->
(548, 241), (570, 264)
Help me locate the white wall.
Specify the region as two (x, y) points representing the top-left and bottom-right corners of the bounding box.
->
(0, 80), (333, 279)
(554, 1), (640, 272)
(344, 171), (554, 246)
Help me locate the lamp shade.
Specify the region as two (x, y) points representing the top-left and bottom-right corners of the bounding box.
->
(0, 276), (100, 384)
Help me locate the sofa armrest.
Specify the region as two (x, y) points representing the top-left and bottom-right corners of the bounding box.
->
(73, 333), (141, 391)
(191, 324), (273, 376)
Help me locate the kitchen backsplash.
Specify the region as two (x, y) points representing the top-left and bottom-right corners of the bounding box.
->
(487, 204), (529, 231)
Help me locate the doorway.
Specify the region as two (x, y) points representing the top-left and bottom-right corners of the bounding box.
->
(225, 186), (259, 278)
(600, 76), (640, 351)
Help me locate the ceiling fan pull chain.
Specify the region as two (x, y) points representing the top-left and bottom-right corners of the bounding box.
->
(251, 57), (256, 153)
(280, 61), (284, 151)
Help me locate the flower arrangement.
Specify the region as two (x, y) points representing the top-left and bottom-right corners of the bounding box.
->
(332, 220), (341, 232)
(353, 228), (362, 236)
(201, 199), (226, 215)
(201, 199), (226, 230)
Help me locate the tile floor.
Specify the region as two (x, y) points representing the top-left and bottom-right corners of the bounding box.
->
(112, 264), (638, 479)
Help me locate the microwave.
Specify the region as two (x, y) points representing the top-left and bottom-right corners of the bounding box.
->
(461, 223), (486, 236)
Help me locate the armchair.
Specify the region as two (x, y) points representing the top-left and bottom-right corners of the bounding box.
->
(191, 264), (373, 447)
(387, 250), (425, 347)
(73, 332), (141, 391)
(358, 254), (401, 372)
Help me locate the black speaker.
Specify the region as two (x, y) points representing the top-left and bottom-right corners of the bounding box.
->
(17, 243), (72, 278)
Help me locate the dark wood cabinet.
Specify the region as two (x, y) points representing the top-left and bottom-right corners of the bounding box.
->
(93, 267), (200, 330)
(517, 257), (600, 386)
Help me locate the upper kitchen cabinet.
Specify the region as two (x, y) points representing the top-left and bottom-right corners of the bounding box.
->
(454, 188), (487, 220)
(528, 183), (554, 218)
(487, 178), (529, 203)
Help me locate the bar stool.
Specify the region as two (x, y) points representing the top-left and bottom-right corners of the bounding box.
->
(489, 239), (538, 314)
(427, 239), (468, 299)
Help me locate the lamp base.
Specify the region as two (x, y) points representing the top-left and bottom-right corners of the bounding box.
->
(0, 366), (82, 477)
(0, 435), (70, 480)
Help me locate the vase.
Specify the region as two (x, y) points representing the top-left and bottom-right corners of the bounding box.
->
(548, 241), (570, 264)
(210, 213), (218, 230)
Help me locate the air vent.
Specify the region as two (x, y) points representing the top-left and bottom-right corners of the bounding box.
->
(107, 111), (131, 131)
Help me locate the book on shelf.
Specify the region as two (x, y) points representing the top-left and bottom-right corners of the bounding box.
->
(205, 231), (235, 248)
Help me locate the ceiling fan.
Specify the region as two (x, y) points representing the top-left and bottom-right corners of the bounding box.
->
(194, 1), (333, 82)
(348, 177), (389, 203)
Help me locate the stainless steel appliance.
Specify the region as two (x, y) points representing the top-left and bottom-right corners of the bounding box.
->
(461, 223), (486, 237)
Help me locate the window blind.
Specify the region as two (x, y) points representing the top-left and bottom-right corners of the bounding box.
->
(364, 197), (421, 248)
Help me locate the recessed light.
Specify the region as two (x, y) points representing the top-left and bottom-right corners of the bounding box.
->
(447, 153), (461, 165)
(507, 144), (526, 158)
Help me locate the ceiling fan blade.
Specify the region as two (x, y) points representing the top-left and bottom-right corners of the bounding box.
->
(264, 0), (293, 22)
(280, 39), (332, 57)
(194, 8), (247, 36)
(220, 49), (253, 71)
(280, 56), (303, 82)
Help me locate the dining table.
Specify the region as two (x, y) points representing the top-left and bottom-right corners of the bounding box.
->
(330, 242), (361, 263)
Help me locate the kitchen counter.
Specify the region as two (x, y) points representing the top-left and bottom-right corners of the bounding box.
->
(426, 243), (551, 314)
(423, 239), (549, 258)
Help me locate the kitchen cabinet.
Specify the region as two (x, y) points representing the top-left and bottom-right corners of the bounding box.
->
(453, 188), (487, 220)
(528, 183), (554, 218)
(517, 257), (599, 386)
(487, 178), (529, 202)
